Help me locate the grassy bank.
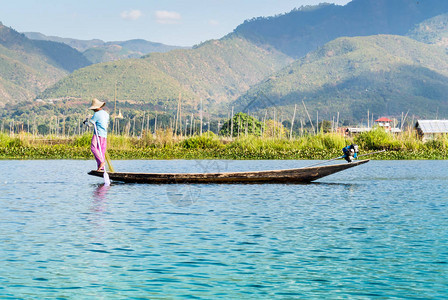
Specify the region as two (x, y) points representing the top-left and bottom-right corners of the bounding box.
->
(0, 128), (447, 160)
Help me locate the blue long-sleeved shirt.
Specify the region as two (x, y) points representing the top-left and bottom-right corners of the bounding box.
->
(90, 110), (109, 137)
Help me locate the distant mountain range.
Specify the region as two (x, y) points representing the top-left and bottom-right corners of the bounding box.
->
(38, 0), (448, 120)
(40, 36), (292, 113)
(2, 0), (448, 123)
(233, 0), (448, 58)
(22, 32), (103, 52)
(23, 32), (187, 63)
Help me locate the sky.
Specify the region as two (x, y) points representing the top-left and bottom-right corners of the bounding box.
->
(1, 0), (351, 47)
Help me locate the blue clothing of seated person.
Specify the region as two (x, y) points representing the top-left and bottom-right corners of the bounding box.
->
(342, 144), (358, 162)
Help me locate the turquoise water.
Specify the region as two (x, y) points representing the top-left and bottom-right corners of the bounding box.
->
(0, 160), (447, 299)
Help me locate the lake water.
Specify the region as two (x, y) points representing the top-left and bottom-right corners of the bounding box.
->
(0, 160), (447, 299)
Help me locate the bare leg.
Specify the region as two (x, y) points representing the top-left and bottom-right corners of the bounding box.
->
(97, 161), (105, 171)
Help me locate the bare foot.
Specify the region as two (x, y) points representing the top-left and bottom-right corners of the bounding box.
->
(97, 162), (105, 171)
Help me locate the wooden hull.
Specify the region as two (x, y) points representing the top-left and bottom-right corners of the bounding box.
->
(88, 160), (369, 184)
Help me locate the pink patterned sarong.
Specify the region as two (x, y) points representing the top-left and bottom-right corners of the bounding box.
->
(91, 135), (107, 169)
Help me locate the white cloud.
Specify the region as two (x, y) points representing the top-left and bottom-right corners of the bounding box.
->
(209, 19), (219, 26)
(155, 10), (181, 24)
(121, 10), (143, 21)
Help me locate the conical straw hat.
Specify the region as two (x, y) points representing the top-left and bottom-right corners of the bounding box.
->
(89, 98), (105, 110)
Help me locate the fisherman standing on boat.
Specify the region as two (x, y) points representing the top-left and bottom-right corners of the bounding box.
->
(83, 98), (110, 171)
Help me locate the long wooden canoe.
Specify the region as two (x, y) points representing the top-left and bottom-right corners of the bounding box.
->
(88, 159), (369, 184)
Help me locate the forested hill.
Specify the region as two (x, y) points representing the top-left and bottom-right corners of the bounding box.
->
(0, 22), (91, 106)
(234, 35), (448, 122)
(39, 36), (293, 112)
(233, 0), (448, 58)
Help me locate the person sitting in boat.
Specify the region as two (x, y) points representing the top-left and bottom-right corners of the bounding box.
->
(83, 98), (110, 171)
(342, 144), (359, 162)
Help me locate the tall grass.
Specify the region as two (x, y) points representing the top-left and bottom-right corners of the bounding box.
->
(354, 127), (401, 150)
(182, 132), (223, 150)
(1, 128), (447, 160)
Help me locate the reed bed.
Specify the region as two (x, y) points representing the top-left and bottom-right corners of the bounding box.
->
(1, 129), (447, 160)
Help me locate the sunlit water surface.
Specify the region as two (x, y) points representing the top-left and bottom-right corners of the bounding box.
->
(0, 160), (447, 299)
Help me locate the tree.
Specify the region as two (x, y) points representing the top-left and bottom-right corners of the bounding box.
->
(319, 120), (333, 133)
(220, 112), (263, 137)
(37, 124), (49, 135)
(263, 119), (286, 138)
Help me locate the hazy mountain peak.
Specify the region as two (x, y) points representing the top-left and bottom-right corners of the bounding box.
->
(234, 0), (448, 58)
(407, 13), (448, 48)
(23, 31), (188, 63)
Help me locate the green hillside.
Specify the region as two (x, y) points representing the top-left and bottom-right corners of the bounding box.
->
(407, 13), (448, 48)
(0, 24), (90, 72)
(40, 59), (195, 105)
(0, 22), (92, 106)
(40, 36), (292, 112)
(31, 40), (91, 72)
(234, 35), (448, 122)
(0, 26), (68, 106)
(143, 36), (292, 104)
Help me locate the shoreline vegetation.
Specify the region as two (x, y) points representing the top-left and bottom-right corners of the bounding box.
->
(0, 128), (447, 160)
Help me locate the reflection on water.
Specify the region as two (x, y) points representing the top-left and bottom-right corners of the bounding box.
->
(89, 184), (112, 243)
(91, 183), (110, 213)
(0, 160), (447, 299)
(93, 183), (110, 202)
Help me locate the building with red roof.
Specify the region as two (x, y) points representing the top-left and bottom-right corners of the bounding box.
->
(375, 117), (393, 122)
(375, 117), (401, 133)
(345, 117), (401, 136)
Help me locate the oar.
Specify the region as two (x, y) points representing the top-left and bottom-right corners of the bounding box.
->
(105, 151), (115, 173)
(93, 123), (110, 186)
(305, 155), (344, 168)
(357, 149), (386, 158)
(305, 149), (386, 168)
